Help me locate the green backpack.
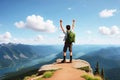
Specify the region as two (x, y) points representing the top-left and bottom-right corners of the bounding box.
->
(66, 30), (75, 43)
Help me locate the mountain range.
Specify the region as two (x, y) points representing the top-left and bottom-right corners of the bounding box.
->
(0, 43), (120, 80)
(0, 43), (38, 68)
(80, 46), (120, 80)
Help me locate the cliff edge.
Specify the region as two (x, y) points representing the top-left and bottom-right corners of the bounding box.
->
(39, 59), (93, 73)
(26, 59), (102, 80)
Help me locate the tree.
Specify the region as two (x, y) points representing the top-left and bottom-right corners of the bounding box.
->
(101, 68), (105, 80)
(94, 61), (100, 75)
(105, 77), (109, 80)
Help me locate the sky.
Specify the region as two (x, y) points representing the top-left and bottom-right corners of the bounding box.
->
(0, 0), (120, 45)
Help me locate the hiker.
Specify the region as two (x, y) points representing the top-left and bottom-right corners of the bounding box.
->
(60, 19), (75, 63)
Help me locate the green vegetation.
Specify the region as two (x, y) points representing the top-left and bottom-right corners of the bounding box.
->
(23, 74), (38, 80)
(36, 78), (43, 80)
(24, 76), (43, 80)
(94, 62), (100, 75)
(78, 66), (90, 72)
(82, 74), (102, 80)
(2, 68), (38, 80)
(23, 74), (43, 80)
(101, 68), (105, 80)
(23, 76), (31, 80)
(42, 71), (54, 78)
(94, 62), (106, 80)
(23, 70), (55, 80)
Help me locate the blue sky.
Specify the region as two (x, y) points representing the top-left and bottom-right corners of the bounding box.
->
(0, 0), (120, 45)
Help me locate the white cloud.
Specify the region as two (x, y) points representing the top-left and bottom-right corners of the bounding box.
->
(59, 34), (64, 38)
(14, 21), (25, 28)
(58, 34), (65, 42)
(12, 38), (36, 44)
(34, 35), (44, 41)
(86, 30), (92, 34)
(11, 35), (45, 45)
(76, 26), (120, 45)
(3, 32), (12, 39)
(99, 25), (120, 35)
(99, 26), (111, 35)
(111, 26), (120, 34)
(14, 15), (56, 33)
(68, 7), (72, 10)
(77, 37), (117, 45)
(0, 32), (12, 43)
(0, 32), (61, 45)
(99, 9), (117, 18)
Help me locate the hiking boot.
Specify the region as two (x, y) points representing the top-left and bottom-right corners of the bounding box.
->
(70, 56), (72, 63)
(61, 56), (66, 63)
(61, 59), (66, 63)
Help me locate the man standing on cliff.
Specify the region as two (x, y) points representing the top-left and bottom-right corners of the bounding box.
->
(60, 20), (75, 63)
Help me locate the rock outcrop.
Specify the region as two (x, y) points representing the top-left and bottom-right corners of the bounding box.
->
(38, 59), (93, 73)
(27, 59), (96, 80)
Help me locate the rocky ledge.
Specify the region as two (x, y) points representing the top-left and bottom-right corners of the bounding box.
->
(38, 59), (93, 74)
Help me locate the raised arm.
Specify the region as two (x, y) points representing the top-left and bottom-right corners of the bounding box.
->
(72, 20), (75, 30)
(60, 20), (65, 33)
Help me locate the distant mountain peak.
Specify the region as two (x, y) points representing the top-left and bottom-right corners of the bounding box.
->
(20, 53), (28, 59)
(3, 54), (12, 60)
(13, 54), (19, 60)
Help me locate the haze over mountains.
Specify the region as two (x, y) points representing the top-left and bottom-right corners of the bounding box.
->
(0, 43), (37, 68)
(0, 43), (120, 80)
(80, 46), (120, 80)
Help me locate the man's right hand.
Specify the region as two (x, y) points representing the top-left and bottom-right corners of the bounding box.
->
(60, 20), (62, 23)
(73, 20), (75, 22)
(60, 19), (65, 33)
